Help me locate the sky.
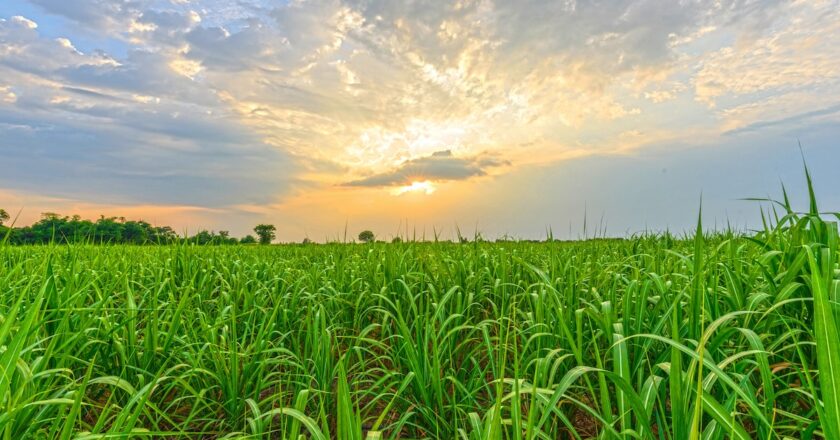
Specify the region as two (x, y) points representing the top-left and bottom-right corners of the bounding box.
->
(0, 0), (839, 241)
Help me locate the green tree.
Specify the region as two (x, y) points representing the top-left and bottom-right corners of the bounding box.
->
(0, 209), (9, 226)
(190, 230), (212, 245)
(254, 224), (276, 245)
(94, 216), (123, 244)
(240, 235), (257, 244)
(122, 221), (150, 244)
(153, 226), (178, 243)
(358, 230), (375, 243)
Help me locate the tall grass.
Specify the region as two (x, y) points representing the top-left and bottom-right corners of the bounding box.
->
(0, 175), (837, 439)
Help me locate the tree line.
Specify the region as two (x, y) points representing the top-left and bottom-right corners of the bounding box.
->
(0, 209), (277, 245)
(2, 209), (561, 245)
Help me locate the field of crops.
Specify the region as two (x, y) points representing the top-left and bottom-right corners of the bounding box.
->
(1, 190), (839, 439)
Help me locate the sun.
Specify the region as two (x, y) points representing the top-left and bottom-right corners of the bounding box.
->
(391, 180), (436, 196)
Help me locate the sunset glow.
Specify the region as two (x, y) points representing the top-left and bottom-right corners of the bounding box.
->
(0, 0), (839, 240)
(391, 181), (437, 196)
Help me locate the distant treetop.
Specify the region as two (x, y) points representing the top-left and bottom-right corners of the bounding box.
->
(358, 230), (375, 243)
(0, 209), (262, 245)
(253, 224), (277, 245)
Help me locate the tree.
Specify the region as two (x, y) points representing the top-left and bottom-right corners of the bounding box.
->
(191, 230), (210, 245)
(153, 226), (178, 243)
(122, 221), (150, 244)
(0, 209), (9, 226)
(240, 235), (257, 244)
(94, 216), (123, 243)
(254, 224), (276, 245)
(219, 231), (238, 245)
(358, 230), (375, 243)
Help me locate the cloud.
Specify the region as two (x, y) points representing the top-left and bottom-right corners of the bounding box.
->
(0, 100), (294, 206)
(28, 0), (142, 31)
(133, 9), (202, 44)
(694, 1), (840, 107)
(184, 22), (275, 71)
(11, 15), (38, 29)
(0, 16), (91, 74)
(724, 103), (840, 136)
(61, 86), (128, 102)
(0, 85), (16, 103)
(344, 150), (506, 187)
(0, 13), (295, 206)
(1, 0), (839, 220)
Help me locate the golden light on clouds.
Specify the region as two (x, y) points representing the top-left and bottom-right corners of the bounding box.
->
(391, 180), (436, 196)
(1, 0), (839, 240)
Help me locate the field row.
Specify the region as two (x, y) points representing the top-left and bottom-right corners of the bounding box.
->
(1, 196), (838, 439)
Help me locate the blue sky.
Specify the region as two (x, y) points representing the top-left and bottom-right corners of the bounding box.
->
(0, 0), (838, 240)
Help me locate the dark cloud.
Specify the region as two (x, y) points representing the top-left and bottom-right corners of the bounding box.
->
(61, 86), (128, 102)
(345, 150), (507, 187)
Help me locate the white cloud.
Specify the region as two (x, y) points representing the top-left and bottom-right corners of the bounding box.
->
(693, 1), (840, 107)
(55, 37), (81, 54)
(11, 15), (38, 29)
(0, 86), (16, 103)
